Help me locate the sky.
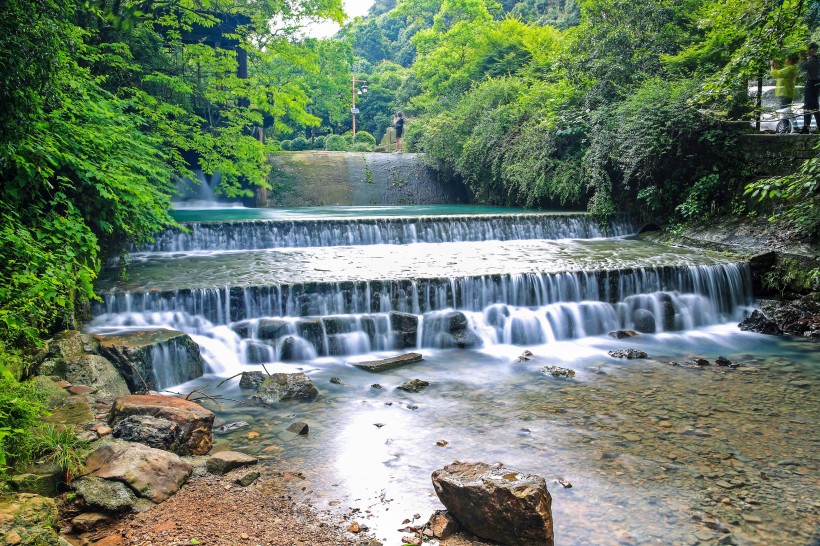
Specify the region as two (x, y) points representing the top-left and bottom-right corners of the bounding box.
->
(302, 0), (377, 38)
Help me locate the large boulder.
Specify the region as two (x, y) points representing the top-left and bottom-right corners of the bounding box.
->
(251, 373), (319, 406)
(83, 440), (192, 503)
(389, 311), (419, 349)
(431, 461), (554, 546)
(108, 395), (214, 455)
(425, 311), (481, 349)
(96, 329), (204, 392)
(112, 415), (182, 452)
(39, 330), (101, 376)
(738, 309), (782, 335)
(205, 451), (258, 475)
(0, 493), (61, 546)
(72, 477), (139, 513)
(632, 309), (656, 334)
(63, 355), (130, 399)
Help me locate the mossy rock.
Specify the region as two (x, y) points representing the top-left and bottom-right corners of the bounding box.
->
(0, 493), (61, 546)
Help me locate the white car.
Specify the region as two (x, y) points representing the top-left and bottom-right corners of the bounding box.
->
(750, 85), (817, 133)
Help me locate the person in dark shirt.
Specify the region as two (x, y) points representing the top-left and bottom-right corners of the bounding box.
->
(799, 42), (820, 133)
(393, 112), (405, 153)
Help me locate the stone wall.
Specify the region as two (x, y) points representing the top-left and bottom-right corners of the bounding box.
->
(739, 134), (818, 177)
(267, 151), (469, 206)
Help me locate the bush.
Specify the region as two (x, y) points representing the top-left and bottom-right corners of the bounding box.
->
(0, 359), (45, 474)
(350, 142), (373, 152)
(312, 135), (326, 149)
(324, 134), (348, 151)
(341, 132), (354, 144)
(279, 140), (292, 151)
(290, 136), (310, 151)
(353, 131), (377, 145)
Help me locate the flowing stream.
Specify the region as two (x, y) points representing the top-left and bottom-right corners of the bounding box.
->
(87, 205), (819, 545)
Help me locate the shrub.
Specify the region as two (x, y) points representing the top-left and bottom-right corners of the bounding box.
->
(312, 135), (326, 149)
(341, 132), (354, 144)
(350, 142), (373, 152)
(34, 423), (90, 482)
(0, 359), (45, 474)
(279, 140), (292, 151)
(353, 131), (377, 145)
(324, 134), (348, 151)
(290, 136), (310, 151)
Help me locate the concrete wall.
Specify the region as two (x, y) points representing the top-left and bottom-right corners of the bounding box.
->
(267, 151), (469, 207)
(739, 134), (818, 177)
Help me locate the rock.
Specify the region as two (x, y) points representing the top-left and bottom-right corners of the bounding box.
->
(397, 379), (430, 393)
(71, 512), (112, 532)
(347, 521), (361, 533)
(632, 309), (656, 333)
(251, 373), (319, 406)
(83, 440), (192, 503)
(67, 385), (97, 396)
(431, 461), (553, 545)
(112, 415), (181, 452)
(108, 394), (215, 456)
(206, 451), (258, 475)
(389, 311), (419, 349)
(715, 356), (732, 367)
(738, 310), (782, 336)
(24, 376), (69, 406)
(286, 421), (309, 435)
(43, 395), (94, 427)
(329, 376), (348, 385)
(352, 353), (423, 372)
(425, 510), (461, 539)
(692, 357), (711, 366)
(96, 329), (204, 392)
(9, 464), (62, 497)
(48, 331), (100, 360)
(0, 493), (60, 546)
(541, 365), (575, 379)
(62, 355), (130, 400)
(608, 330), (639, 339)
(371, 383), (383, 389)
(236, 471), (260, 487)
(214, 421), (250, 434)
(517, 350), (533, 362)
(427, 311), (482, 349)
(238, 371), (267, 388)
(73, 477), (139, 513)
(608, 349), (648, 359)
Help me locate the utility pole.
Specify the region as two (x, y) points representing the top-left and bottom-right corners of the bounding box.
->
(351, 74), (367, 138)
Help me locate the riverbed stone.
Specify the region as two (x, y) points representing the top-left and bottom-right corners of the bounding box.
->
(43, 395), (94, 427)
(429, 311), (481, 349)
(63, 355), (130, 399)
(608, 330), (640, 339)
(8, 464), (62, 498)
(389, 311), (419, 349)
(608, 349), (648, 359)
(83, 440), (192, 503)
(541, 365), (576, 379)
(0, 494), (60, 546)
(738, 309), (782, 336)
(72, 477), (139, 513)
(206, 451), (258, 475)
(353, 352), (423, 372)
(239, 371), (267, 388)
(431, 461), (554, 546)
(424, 510), (461, 539)
(108, 395), (215, 455)
(96, 329), (204, 392)
(251, 372), (319, 405)
(397, 379), (430, 393)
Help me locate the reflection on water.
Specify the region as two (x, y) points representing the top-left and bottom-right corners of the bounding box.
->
(192, 326), (818, 546)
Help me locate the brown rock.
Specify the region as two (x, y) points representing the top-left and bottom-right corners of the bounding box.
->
(108, 395), (214, 455)
(84, 440), (192, 503)
(206, 451), (258, 475)
(5, 530), (21, 545)
(286, 421), (309, 435)
(68, 385), (98, 396)
(431, 461), (553, 546)
(94, 535), (124, 546)
(95, 425), (113, 437)
(425, 510), (461, 539)
(352, 353), (423, 372)
(72, 512), (112, 532)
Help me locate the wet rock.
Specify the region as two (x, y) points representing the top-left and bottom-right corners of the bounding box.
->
(43, 395), (93, 427)
(71, 512), (112, 532)
(67, 385), (97, 396)
(632, 309), (657, 334)
(239, 318), (290, 340)
(608, 349), (648, 359)
(424, 510), (461, 539)
(286, 421), (309, 435)
(112, 415), (181, 452)
(62, 355), (130, 400)
(431, 461), (553, 546)
(397, 379), (430, 393)
(47, 330), (100, 360)
(251, 372), (319, 405)
(715, 356), (732, 367)
(215, 421), (250, 434)
(692, 357), (711, 366)
(0, 493), (60, 546)
(428, 311), (482, 349)
(84, 440), (192, 503)
(237, 470), (260, 487)
(239, 371), (267, 388)
(608, 330), (639, 339)
(541, 365), (575, 379)
(517, 349), (533, 362)
(8, 464), (62, 498)
(109, 394), (215, 456)
(390, 311), (419, 349)
(329, 376), (349, 386)
(738, 309), (782, 336)
(206, 451), (258, 475)
(96, 330), (204, 392)
(353, 352), (423, 372)
(296, 319), (324, 347)
(73, 477), (139, 512)
(371, 383), (383, 389)
(556, 478), (572, 488)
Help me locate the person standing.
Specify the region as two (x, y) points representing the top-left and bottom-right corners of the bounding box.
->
(799, 43), (820, 133)
(770, 54), (799, 107)
(393, 112), (405, 153)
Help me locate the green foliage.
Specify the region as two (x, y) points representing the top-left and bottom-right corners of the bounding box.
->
(354, 131), (378, 145)
(0, 359), (46, 474)
(312, 135), (327, 149)
(280, 140), (293, 151)
(34, 424), (90, 483)
(291, 137), (311, 151)
(761, 258), (820, 297)
(325, 135), (349, 151)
